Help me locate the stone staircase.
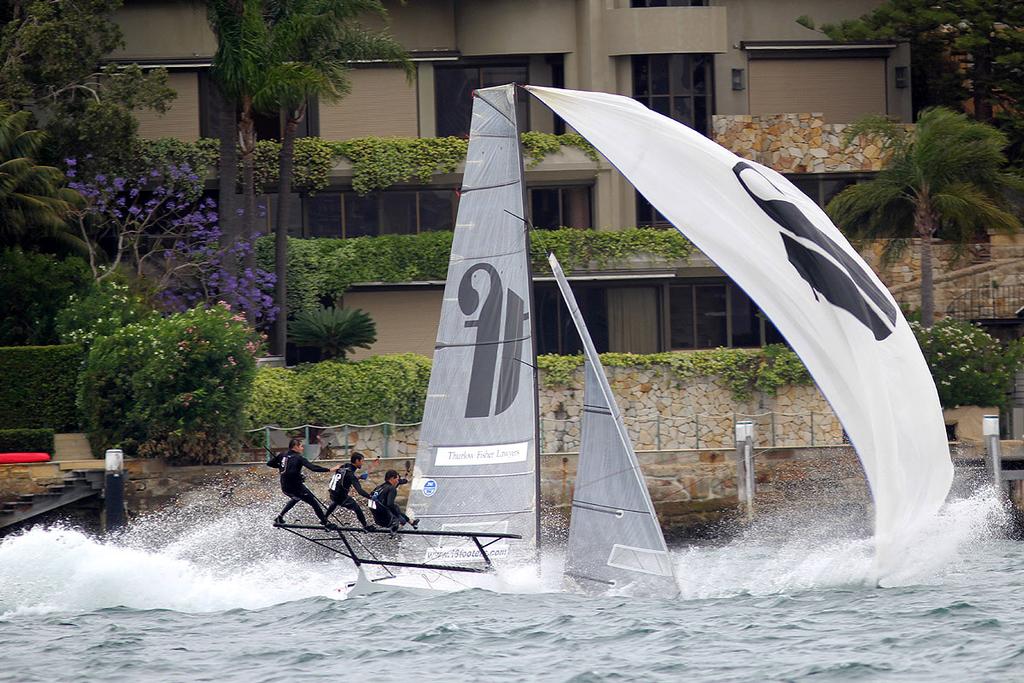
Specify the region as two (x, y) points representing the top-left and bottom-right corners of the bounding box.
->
(889, 256), (1024, 319)
(0, 468), (104, 531)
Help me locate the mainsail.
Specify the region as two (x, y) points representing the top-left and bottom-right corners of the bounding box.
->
(549, 254), (678, 593)
(525, 86), (953, 559)
(406, 85), (540, 563)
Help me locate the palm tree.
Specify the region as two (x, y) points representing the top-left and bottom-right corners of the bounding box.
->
(207, 0), (270, 281)
(827, 107), (1024, 327)
(0, 104), (81, 249)
(288, 305), (376, 360)
(256, 0), (409, 356)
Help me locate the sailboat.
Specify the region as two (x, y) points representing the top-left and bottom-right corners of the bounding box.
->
(548, 254), (678, 595)
(348, 83), (542, 594)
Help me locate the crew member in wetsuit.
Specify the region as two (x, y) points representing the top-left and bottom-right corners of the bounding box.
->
(368, 469), (419, 531)
(266, 437), (337, 526)
(324, 452), (375, 530)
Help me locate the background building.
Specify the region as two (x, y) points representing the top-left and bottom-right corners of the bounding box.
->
(111, 0), (914, 358)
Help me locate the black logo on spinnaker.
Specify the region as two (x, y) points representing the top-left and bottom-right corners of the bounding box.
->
(733, 162), (897, 341)
(456, 264), (529, 418)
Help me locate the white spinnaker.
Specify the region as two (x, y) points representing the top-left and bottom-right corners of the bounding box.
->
(525, 85), (952, 557)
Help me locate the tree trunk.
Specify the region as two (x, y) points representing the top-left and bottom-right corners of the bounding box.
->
(915, 199), (936, 327)
(239, 98), (258, 325)
(971, 40), (994, 122)
(215, 88), (240, 275)
(272, 105), (304, 357)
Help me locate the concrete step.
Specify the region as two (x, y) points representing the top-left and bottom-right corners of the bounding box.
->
(53, 434), (93, 461)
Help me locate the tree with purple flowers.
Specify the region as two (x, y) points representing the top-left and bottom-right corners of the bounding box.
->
(66, 159), (277, 324)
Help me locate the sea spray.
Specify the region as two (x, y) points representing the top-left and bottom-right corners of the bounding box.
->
(670, 489), (1006, 600)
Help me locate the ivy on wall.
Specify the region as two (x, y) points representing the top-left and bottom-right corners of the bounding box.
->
(520, 132), (599, 167)
(256, 228), (693, 318)
(139, 132), (600, 195)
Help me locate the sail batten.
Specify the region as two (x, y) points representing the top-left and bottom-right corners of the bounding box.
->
(406, 85), (539, 564)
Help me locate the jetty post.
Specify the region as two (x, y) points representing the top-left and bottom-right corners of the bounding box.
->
(104, 448), (126, 531)
(984, 414), (1003, 495)
(735, 420), (755, 519)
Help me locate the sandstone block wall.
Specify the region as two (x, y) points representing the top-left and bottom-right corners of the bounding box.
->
(244, 369), (845, 461)
(712, 112), (900, 174)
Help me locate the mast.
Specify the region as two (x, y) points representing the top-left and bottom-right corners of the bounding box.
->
(516, 84), (543, 554)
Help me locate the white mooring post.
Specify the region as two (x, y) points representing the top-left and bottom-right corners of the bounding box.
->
(735, 420), (755, 520)
(983, 414), (1003, 495)
(104, 448), (126, 532)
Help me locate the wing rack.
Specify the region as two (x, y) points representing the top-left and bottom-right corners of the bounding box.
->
(273, 523), (522, 573)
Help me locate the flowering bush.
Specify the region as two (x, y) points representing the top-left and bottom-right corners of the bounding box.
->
(80, 304), (260, 463)
(55, 278), (155, 346)
(66, 160), (276, 324)
(912, 319), (1024, 408)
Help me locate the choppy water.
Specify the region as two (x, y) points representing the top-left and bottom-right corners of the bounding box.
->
(1, 490), (1021, 682)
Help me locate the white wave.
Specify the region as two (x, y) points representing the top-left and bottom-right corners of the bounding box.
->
(0, 519), (356, 616)
(670, 489), (1006, 599)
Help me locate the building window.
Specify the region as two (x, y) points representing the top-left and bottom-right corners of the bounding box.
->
(631, 0), (707, 6)
(302, 189), (458, 238)
(529, 185), (593, 229)
(632, 54), (713, 135)
(435, 62), (529, 137)
(669, 281), (783, 349)
(535, 284), (609, 355)
(633, 53), (713, 226)
(785, 172), (874, 209)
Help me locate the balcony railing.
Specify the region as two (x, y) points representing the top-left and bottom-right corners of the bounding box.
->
(945, 284), (1024, 320)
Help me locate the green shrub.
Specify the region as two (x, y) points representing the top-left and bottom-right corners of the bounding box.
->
(80, 304), (259, 463)
(289, 307), (377, 360)
(0, 344), (85, 430)
(0, 428), (55, 453)
(537, 345), (813, 400)
(912, 319), (1024, 408)
(245, 367), (306, 429)
(295, 354), (432, 425)
(0, 249), (94, 346)
(55, 278), (155, 346)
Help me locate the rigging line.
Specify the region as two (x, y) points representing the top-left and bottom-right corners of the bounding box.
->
(572, 499), (651, 516)
(435, 333), (531, 350)
(460, 178), (521, 194)
(473, 89), (516, 126)
(502, 208), (531, 229)
(315, 491), (394, 578)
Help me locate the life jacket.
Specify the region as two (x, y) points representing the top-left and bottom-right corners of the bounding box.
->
(368, 482), (388, 510)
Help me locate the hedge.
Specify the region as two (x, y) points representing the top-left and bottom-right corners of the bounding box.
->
(0, 345), (84, 431)
(0, 428), (55, 453)
(245, 349), (808, 427)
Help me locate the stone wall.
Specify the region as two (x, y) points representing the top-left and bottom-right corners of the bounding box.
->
(245, 369), (845, 462)
(712, 112), (900, 174)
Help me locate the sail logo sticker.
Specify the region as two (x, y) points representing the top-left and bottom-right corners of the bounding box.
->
(435, 442), (529, 467)
(422, 479), (437, 497)
(733, 161), (897, 341)
(456, 263), (530, 418)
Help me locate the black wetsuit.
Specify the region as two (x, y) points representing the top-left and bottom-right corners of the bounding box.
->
(266, 449), (329, 524)
(369, 481), (411, 529)
(324, 463), (371, 527)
